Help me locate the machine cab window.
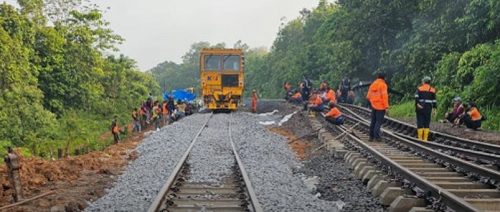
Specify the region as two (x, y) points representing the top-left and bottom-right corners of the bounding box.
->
(204, 55), (221, 70)
(223, 55), (240, 71)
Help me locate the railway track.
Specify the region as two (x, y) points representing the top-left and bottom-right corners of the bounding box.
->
(339, 104), (500, 156)
(316, 109), (500, 211)
(148, 112), (262, 212)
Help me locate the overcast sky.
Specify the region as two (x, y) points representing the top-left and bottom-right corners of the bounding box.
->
(5, 0), (321, 70)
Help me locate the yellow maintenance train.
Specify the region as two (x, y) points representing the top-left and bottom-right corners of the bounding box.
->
(200, 48), (244, 110)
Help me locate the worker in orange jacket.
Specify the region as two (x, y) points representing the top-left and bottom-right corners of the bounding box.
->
(252, 90), (257, 113)
(459, 101), (484, 130)
(111, 116), (119, 144)
(366, 73), (389, 142)
(323, 87), (336, 105)
(415, 76), (437, 141)
(323, 102), (343, 125)
(132, 108), (141, 132)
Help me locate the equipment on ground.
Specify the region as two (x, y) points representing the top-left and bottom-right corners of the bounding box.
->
(200, 48), (244, 110)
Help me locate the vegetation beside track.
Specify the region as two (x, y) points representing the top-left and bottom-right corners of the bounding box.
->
(0, 1), (159, 158)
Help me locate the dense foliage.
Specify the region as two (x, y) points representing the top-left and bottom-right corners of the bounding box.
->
(151, 0), (500, 130)
(0, 0), (158, 157)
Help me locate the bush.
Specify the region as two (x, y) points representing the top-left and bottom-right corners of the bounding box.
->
(389, 100), (415, 118)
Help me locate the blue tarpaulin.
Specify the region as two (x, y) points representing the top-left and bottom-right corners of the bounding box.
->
(164, 90), (196, 101)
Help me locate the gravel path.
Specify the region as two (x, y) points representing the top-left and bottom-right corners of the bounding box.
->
(186, 113), (234, 184)
(85, 113), (211, 212)
(231, 111), (342, 211)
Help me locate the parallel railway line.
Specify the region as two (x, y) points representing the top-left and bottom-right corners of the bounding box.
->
(340, 104), (500, 156)
(148, 112), (262, 212)
(317, 105), (500, 211)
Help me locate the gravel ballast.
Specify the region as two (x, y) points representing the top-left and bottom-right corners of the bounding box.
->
(86, 104), (348, 212)
(231, 111), (343, 211)
(85, 113), (211, 212)
(185, 113), (234, 184)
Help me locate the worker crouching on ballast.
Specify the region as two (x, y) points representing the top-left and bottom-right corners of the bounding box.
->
(323, 102), (344, 125)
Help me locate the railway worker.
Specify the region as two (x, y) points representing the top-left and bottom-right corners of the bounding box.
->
(177, 100), (186, 118)
(307, 91), (324, 116)
(162, 100), (169, 126)
(323, 87), (336, 105)
(346, 90), (355, 104)
(289, 90), (303, 104)
(458, 101), (484, 130)
(323, 102), (344, 125)
(319, 80), (327, 92)
(340, 76), (351, 103)
(132, 108), (141, 132)
(444, 97), (465, 125)
(301, 76), (312, 101)
(152, 101), (161, 131)
(111, 116), (119, 143)
(140, 103), (147, 127)
(415, 76), (437, 141)
(167, 95), (175, 115)
(252, 90), (258, 113)
(366, 73), (389, 142)
(284, 82), (292, 100)
(336, 86), (342, 102)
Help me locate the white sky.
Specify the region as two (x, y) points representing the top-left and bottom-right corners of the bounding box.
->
(4, 0), (321, 70)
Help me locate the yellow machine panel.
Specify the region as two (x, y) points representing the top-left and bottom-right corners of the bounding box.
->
(200, 48), (244, 110)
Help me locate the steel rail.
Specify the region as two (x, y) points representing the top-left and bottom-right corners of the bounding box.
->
(339, 107), (500, 181)
(229, 113), (263, 212)
(395, 132), (500, 164)
(335, 121), (482, 212)
(339, 103), (500, 155)
(147, 112), (213, 212)
(339, 105), (500, 164)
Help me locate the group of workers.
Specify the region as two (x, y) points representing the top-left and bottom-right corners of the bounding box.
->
(111, 92), (194, 144)
(366, 73), (485, 142)
(284, 76), (355, 106)
(288, 72), (485, 143)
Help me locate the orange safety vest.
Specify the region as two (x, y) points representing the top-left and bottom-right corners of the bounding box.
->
(292, 92), (302, 99)
(366, 78), (389, 110)
(309, 96), (322, 106)
(162, 103), (168, 115)
(468, 107), (482, 121)
(252, 92), (257, 112)
(112, 123), (119, 133)
(325, 107), (342, 118)
(326, 89), (336, 103)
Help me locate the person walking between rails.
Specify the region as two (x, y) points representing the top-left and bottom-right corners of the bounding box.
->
(111, 116), (119, 144)
(415, 76), (437, 141)
(323, 102), (344, 125)
(132, 108), (141, 132)
(252, 90), (258, 113)
(366, 73), (389, 142)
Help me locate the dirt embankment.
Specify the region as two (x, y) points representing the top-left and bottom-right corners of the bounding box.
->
(0, 124), (149, 212)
